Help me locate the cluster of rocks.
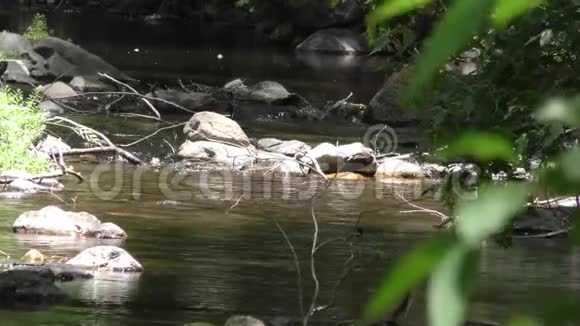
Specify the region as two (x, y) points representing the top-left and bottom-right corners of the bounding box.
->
(177, 111), (431, 180)
(0, 205), (143, 308)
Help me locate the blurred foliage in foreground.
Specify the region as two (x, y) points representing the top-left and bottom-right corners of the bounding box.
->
(363, 1), (580, 325)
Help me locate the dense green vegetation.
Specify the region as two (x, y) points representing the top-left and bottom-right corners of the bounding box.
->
(364, 1), (580, 325)
(0, 87), (50, 174)
(23, 13), (49, 40)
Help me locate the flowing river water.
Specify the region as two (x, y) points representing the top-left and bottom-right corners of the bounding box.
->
(1, 11), (580, 326)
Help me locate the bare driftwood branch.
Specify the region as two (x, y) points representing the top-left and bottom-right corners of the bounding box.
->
(98, 73), (162, 120)
(396, 193), (452, 228)
(61, 147), (143, 165)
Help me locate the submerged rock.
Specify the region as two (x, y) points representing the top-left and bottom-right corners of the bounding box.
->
(66, 246), (143, 272)
(257, 138), (311, 157)
(225, 316), (267, 326)
(21, 249), (45, 264)
(296, 28), (368, 53)
(304, 142), (376, 174)
(183, 111), (251, 147)
(13, 206), (127, 239)
(178, 140), (254, 170)
(326, 172), (370, 181)
(0, 269), (66, 308)
(375, 159), (425, 179)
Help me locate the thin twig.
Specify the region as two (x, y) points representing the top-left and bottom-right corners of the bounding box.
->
(121, 122), (186, 147)
(272, 217), (305, 317)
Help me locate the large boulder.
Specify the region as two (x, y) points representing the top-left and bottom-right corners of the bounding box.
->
(66, 246), (143, 272)
(183, 111), (251, 147)
(32, 37), (133, 81)
(364, 65), (418, 125)
(304, 142), (376, 174)
(257, 138), (311, 157)
(0, 32), (45, 83)
(296, 28), (368, 53)
(177, 140), (254, 170)
(0, 269), (66, 308)
(13, 206), (127, 239)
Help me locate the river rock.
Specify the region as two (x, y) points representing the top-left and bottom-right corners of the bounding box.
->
(183, 111), (250, 147)
(375, 159), (425, 179)
(66, 246), (143, 272)
(0, 269), (66, 308)
(13, 206), (127, 239)
(92, 222), (128, 239)
(296, 28), (368, 53)
(304, 142), (377, 174)
(36, 135), (71, 156)
(512, 206), (575, 236)
(7, 178), (64, 193)
(69, 75), (115, 92)
(224, 316), (267, 326)
(257, 138), (311, 157)
(364, 65), (418, 125)
(21, 249), (45, 264)
(178, 140), (254, 170)
(38, 100), (64, 116)
(40, 81), (79, 99)
(13, 206), (101, 236)
(225, 80), (294, 104)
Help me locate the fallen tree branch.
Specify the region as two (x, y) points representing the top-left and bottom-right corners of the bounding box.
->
(46, 117), (144, 165)
(61, 147), (144, 165)
(120, 122), (186, 147)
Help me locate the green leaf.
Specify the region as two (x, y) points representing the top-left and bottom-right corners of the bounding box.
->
(366, 0), (432, 43)
(441, 132), (516, 161)
(428, 245), (479, 326)
(363, 234), (456, 322)
(536, 96), (580, 127)
(456, 183), (529, 247)
(406, 0), (494, 98)
(508, 316), (543, 326)
(492, 0), (539, 28)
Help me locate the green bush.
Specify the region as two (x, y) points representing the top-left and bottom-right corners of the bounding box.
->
(0, 87), (50, 174)
(23, 13), (49, 40)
